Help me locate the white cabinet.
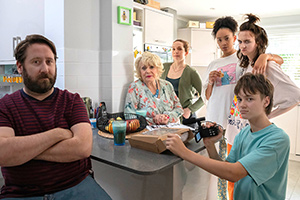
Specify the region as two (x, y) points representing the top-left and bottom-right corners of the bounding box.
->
(178, 28), (218, 67)
(0, 0), (44, 62)
(144, 8), (174, 46)
(296, 105), (300, 156)
(270, 105), (300, 158)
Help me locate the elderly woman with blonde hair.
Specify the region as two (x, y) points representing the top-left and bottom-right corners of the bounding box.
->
(124, 52), (183, 125)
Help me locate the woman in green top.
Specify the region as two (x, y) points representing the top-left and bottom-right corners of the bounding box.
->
(161, 39), (204, 126)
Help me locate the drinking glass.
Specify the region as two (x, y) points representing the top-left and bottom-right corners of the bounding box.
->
(112, 120), (126, 146)
(136, 108), (148, 117)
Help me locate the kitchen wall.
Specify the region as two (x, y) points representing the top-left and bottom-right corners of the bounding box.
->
(45, 0), (133, 112)
(44, 0), (101, 108)
(64, 0), (100, 104)
(99, 0), (134, 113)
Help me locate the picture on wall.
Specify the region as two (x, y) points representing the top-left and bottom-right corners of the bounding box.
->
(118, 6), (131, 25)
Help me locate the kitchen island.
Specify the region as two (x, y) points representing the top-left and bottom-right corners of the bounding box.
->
(91, 128), (207, 200)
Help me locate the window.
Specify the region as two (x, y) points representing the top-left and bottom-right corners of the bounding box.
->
(267, 31), (300, 87)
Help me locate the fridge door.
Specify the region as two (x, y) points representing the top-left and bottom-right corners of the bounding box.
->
(144, 43), (173, 63)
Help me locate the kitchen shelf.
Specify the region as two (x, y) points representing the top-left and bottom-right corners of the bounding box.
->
(133, 25), (143, 30)
(133, 3), (144, 28)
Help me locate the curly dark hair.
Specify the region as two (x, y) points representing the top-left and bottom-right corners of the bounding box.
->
(212, 16), (238, 39)
(237, 14), (268, 68)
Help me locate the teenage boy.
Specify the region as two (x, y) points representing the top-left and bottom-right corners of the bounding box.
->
(166, 73), (290, 199)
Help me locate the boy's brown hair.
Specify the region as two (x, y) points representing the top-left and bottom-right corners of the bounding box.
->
(234, 73), (274, 115)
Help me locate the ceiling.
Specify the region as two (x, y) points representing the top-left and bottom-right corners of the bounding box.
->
(155, 0), (300, 21)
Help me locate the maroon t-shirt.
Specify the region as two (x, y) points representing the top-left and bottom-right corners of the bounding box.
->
(0, 88), (91, 198)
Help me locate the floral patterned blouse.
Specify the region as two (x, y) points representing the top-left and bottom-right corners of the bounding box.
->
(124, 79), (184, 125)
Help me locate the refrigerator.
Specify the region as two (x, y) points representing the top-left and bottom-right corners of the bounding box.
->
(144, 43), (173, 63)
(0, 64), (23, 98)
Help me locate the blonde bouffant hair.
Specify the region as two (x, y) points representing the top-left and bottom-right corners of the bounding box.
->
(135, 51), (164, 81)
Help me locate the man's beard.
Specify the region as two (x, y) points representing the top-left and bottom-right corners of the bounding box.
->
(22, 67), (57, 94)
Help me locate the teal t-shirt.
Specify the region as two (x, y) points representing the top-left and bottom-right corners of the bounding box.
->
(227, 123), (290, 200)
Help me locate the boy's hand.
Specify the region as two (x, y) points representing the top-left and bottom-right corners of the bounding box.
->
(202, 122), (223, 148)
(166, 134), (188, 157)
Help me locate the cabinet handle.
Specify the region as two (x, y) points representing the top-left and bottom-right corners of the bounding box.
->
(12, 37), (16, 58)
(12, 36), (22, 58)
(154, 39), (166, 44)
(16, 36), (21, 44)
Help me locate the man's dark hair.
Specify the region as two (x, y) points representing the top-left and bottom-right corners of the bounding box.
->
(14, 34), (57, 65)
(234, 73), (274, 115)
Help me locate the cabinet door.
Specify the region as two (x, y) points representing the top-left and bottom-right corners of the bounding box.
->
(144, 8), (173, 46)
(190, 30), (216, 66)
(296, 106), (300, 156)
(270, 106), (298, 155)
(0, 0), (44, 61)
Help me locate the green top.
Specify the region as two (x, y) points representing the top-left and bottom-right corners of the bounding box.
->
(161, 63), (204, 113)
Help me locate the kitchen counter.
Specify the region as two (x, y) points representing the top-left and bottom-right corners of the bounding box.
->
(90, 128), (206, 200)
(91, 128), (205, 175)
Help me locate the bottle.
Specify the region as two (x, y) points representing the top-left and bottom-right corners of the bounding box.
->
(98, 102), (107, 119)
(82, 97), (92, 118)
